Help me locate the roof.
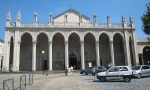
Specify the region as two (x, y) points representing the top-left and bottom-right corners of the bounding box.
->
(137, 38), (150, 43)
(53, 9), (90, 20)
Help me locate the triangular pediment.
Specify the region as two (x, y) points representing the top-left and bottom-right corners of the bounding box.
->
(53, 9), (90, 23)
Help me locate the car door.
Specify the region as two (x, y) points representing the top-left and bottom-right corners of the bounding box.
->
(141, 66), (150, 76)
(106, 67), (120, 80)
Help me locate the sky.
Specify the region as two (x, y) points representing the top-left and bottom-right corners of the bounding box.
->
(0, 0), (149, 40)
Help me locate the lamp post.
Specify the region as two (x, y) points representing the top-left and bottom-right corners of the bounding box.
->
(41, 51), (45, 75)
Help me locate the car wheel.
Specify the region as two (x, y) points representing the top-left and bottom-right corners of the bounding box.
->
(124, 77), (131, 82)
(99, 77), (106, 82)
(137, 73), (141, 79)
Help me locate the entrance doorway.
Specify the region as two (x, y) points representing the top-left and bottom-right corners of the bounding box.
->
(69, 53), (77, 70)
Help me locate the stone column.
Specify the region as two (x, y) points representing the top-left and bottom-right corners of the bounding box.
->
(81, 42), (85, 69)
(124, 34), (131, 67)
(16, 42), (20, 71)
(32, 42), (36, 71)
(96, 42), (100, 66)
(65, 42), (69, 68)
(132, 31), (139, 65)
(3, 42), (10, 71)
(49, 42), (52, 71)
(110, 40), (115, 66)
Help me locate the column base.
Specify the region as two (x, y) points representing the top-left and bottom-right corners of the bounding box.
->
(12, 66), (19, 72)
(2, 66), (9, 72)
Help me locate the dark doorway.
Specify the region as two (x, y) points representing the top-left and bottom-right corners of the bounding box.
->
(69, 53), (77, 70)
(143, 46), (150, 65)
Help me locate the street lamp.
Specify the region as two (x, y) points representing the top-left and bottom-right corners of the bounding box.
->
(41, 51), (45, 75)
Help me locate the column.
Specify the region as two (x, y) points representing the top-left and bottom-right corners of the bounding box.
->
(65, 42), (69, 68)
(16, 42), (20, 71)
(110, 40), (115, 66)
(81, 42), (85, 69)
(32, 42), (36, 71)
(132, 31), (139, 65)
(124, 31), (131, 67)
(49, 42), (52, 71)
(96, 42), (100, 66)
(3, 42), (10, 71)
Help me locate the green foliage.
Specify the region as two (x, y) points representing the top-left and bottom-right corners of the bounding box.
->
(141, 2), (150, 36)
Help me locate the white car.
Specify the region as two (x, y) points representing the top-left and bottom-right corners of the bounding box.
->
(96, 66), (133, 82)
(132, 65), (150, 78)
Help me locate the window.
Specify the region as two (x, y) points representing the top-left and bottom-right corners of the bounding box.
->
(142, 66), (150, 70)
(109, 67), (119, 72)
(120, 67), (128, 71)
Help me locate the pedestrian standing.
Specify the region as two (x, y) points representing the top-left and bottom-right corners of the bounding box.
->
(65, 67), (68, 76)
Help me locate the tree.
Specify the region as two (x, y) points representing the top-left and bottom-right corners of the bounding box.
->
(141, 2), (150, 36)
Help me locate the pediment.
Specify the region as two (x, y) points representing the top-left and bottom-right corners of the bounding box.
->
(53, 9), (90, 23)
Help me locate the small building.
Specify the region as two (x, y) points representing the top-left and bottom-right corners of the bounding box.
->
(137, 38), (150, 65)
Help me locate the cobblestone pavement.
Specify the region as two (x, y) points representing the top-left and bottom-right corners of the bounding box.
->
(0, 72), (150, 90)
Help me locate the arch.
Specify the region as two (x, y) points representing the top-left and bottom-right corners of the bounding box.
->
(83, 31), (96, 41)
(68, 31), (81, 42)
(36, 33), (49, 71)
(20, 33), (33, 71)
(21, 32), (33, 40)
(68, 32), (81, 69)
(99, 33), (111, 68)
(36, 31), (49, 42)
(143, 46), (150, 65)
(52, 32), (65, 42)
(99, 32), (110, 40)
(9, 36), (14, 71)
(52, 33), (65, 70)
(84, 33), (96, 67)
(113, 32), (124, 40)
(113, 33), (125, 66)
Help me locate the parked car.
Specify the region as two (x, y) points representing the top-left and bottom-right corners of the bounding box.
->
(92, 66), (107, 75)
(80, 66), (106, 75)
(96, 66), (133, 82)
(132, 65), (150, 78)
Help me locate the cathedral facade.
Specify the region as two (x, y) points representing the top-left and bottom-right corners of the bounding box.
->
(2, 9), (139, 71)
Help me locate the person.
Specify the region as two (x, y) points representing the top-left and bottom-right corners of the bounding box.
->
(93, 67), (96, 80)
(65, 67), (68, 76)
(70, 66), (73, 75)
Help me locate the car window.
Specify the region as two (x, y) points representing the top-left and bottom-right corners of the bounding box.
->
(120, 67), (128, 71)
(142, 66), (150, 70)
(109, 67), (119, 72)
(132, 66), (141, 70)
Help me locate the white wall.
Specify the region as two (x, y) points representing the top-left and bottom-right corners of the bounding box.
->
(54, 12), (89, 23)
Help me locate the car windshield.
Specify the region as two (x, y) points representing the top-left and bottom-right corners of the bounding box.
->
(132, 66), (141, 70)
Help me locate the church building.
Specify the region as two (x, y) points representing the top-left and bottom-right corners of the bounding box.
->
(2, 9), (139, 71)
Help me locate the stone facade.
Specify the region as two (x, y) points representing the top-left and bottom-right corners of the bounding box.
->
(0, 39), (4, 70)
(2, 9), (139, 72)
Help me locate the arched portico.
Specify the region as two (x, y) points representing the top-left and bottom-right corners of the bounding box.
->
(68, 33), (81, 69)
(36, 33), (49, 71)
(84, 33), (96, 67)
(9, 37), (14, 71)
(99, 33), (111, 68)
(20, 33), (32, 71)
(113, 33), (125, 66)
(52, 33), (65, 70)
